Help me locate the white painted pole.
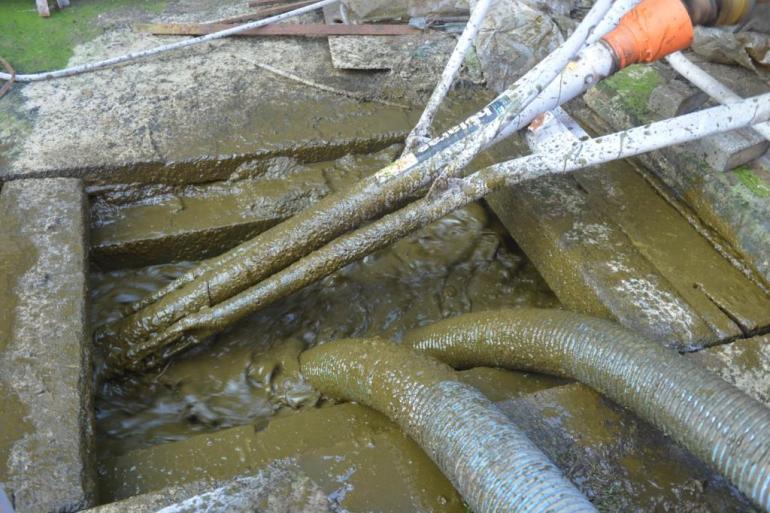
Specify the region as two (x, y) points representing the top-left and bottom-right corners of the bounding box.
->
(666, 51), (770, 142)
(402, 0), (495, 154)
(495, 0), (642, 142)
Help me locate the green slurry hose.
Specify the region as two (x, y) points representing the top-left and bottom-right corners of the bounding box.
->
(300, 338), (598, 513)
(401, 309), (770, 512)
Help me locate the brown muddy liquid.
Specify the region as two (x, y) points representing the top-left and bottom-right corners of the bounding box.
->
(92, 202), (558, 454)
(90, 149), (559, 456)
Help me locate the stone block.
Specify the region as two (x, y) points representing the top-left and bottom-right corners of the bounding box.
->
(0, 178), (95, 512)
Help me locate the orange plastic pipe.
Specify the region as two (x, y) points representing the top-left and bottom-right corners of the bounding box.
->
(602, 0), (694, 69)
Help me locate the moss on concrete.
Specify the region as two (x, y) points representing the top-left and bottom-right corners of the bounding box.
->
(733, 166), (770, 198)
(0, 0), (166, 73)
(599, 64), (663, 122)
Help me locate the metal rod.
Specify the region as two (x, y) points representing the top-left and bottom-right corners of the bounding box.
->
(666, 51), (770, 142)
(402, 0), (494, 154)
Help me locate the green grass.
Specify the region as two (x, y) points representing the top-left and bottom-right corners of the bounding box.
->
(0, 0), (166, 73)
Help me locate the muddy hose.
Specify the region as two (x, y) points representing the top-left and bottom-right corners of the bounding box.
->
(300, 338), (598, 513)
(401, 309), (770, 512)
(97, 0), (616, 361)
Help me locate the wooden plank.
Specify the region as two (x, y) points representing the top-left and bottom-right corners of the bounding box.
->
(139, 22), (420, 37)
(255, 0), (315, 13)
(36, 0), (50, 17)
(689, 334), (770, 407)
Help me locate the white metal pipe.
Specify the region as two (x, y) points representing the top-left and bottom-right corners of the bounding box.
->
(495, 0), (639, 143)
(493, 42), (616, 143)
(433, 0), (616, 178)
(402, 0), (494, 154)
(0, 0), (338, 82)
(666, 51), (770, 141)
(497, 91), (770, 182)
(587, 0), (642, 44)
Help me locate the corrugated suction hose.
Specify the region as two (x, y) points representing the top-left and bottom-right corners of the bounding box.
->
(401, 308), (770, 512)
(300, 338), (598, 513)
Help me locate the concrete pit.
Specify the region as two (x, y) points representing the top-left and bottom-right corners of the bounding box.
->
(1, 0), (769, 511)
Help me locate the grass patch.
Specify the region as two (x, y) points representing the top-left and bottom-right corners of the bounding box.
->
(0, 0), (165, 73)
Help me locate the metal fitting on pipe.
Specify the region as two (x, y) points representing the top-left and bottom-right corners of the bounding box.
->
(684, 0), (757, 25)
(402, 309), (770, 512)
(300, 338), (599, 513)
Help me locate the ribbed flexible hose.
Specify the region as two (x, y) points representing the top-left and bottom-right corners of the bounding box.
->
(300, 338), (598, 513)
(402, 309), (770, 512)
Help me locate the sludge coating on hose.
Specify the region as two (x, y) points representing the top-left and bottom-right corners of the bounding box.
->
(300, 338), (598, 513)
(402, 308), (770, 512)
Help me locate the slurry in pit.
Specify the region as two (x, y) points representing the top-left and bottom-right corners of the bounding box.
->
(91, 197), (559, 455)
(86, 146), (561, 509)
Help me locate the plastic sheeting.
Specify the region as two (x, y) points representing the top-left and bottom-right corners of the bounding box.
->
(692, 26), (770, 70)
(472, 0), (565, 92)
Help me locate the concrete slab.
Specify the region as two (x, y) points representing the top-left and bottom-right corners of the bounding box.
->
(85, 462), (331, 513)
(89, 144), (403, 269)
(98, 403), (467, 512)
(572, 161), (770, 337)
(582, 59), (770, 289)
(486, 172), (725, 348)
(489, 104), (770, 347)
(99, 375), (752, 512)
(90, 160), (331, 269)
(487, 106), (770, 348)
(0, 0), (448, 185)
(689, 334), (770, 408)
(0, 179), (95, 512)
(499, 383), (752, 511)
